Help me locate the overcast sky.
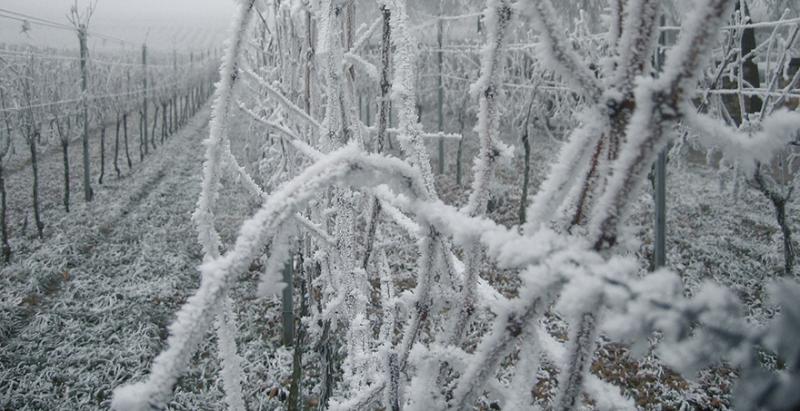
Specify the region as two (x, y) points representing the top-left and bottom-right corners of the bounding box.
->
(0, 0), (235, 51)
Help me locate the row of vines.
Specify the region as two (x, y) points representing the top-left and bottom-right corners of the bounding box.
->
(0, 2), (219, 261)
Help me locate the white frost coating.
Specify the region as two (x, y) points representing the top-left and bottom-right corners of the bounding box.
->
(686, 109), (800, 176)
(378, 252), (398, 376)
(377, 198), (422, 238)
(584, 379), (636, 411)
(523, 0), (602, 101)
(382, 192), (572, 269)
(505, 325), (541, 410)
(315, 0), (332, 56)
(611, 0), (661, 95)
(606, 0), (623, 48)
(656, 0), (733, 92)
(369, 127), (463, 140)
(293, 213), (335, 245)
(421, 131), (463, 140)
(587, 0), (735, 247)
(257, 226), (291, 298)
(350, 16), (382, 53)
(238, 102), (305, 141)
(448, 0), (513, 349)
(553, 296), (602, 410)
(110, 382), (153, 411)
(244, 68), (321, 130)
(387, 0), (438, 197)
(112, 145), (427, 410)
(537, 325), (636, 410)
(375, 187), (509, 309)
(601, 270), (685, 353)
(378, 251), (397, 332)
(192, 0), (256, 261)
(395, 234), (438, 367)
(218, 133), (335, 246)
(236, 102), (327, 162)
(405, 347), (447, 411)
(317, 0), (349, 149)
(465, 0), (512, 217)
(448, 264), (563, 410)
(523, 110), (607, 233)
(369, 5), (465, 406)
(344, 52), (380, 84)
(215, 297), (246, 411)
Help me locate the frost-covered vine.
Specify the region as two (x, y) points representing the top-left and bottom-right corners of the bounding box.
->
(110, 0), (800, 409)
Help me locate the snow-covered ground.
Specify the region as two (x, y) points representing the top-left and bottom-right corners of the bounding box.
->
(1, 109), (228, 409)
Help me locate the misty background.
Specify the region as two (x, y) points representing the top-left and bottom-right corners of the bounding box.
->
(0, 0), (235, 53)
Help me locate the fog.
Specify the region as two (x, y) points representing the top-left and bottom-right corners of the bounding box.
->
(0, 0), (235, 51)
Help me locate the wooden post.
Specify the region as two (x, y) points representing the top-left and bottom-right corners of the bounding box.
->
(142, 44), (149, 157)
(377, 6), (391, 153)
(124, 70), (132, 169)
(359, 94), (364, 124)
(78, 25), (93, 201)
(519, 106), (533, 225)
(114, 112), (121, 177)
(654, 150), (666, 268)
(654, 15), (667, 269)
(287, 254), (308, 411)
(98, 124), (106, 184)
(172, 49), (178, 136)
(22, 67), (44, 238)
(0, 89), (11, 260)
(437, 17), (445, 174)
(0, 162), (8, 261)
(282, 258), (295, 346)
